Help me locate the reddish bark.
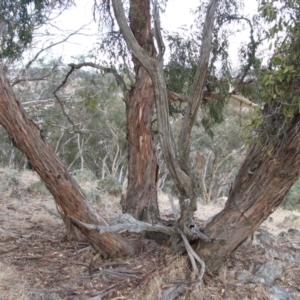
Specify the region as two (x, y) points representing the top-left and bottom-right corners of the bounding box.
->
(121, 0), (160, 223)
(0, 68), (134, 257)
(196, 116), (300, 274)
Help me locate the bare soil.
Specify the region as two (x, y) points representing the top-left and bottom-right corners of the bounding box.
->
(0, 169), (299, 299)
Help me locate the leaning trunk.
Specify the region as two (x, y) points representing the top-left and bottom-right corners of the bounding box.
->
(121, 0), (160, 223)
(0, 68), (134, 257)
(196, 115), (300, 274)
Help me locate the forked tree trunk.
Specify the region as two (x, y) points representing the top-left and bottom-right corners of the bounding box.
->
(196, 115), (300, 274)
(121, 0), (160, 223)
(112, 0), (218, 227)
(0, 68), (134, 257)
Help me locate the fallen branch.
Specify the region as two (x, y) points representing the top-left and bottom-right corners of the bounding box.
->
(176, 227), (205, 281)
(158, 283), (185, 300)
(72, 213), (178, 238)
(39, 204), (62, 219)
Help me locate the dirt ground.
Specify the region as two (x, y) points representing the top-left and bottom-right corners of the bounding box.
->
(0, 169), (300, 300)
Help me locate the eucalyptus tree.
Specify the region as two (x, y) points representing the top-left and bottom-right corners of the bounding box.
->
(110, 0), (300, 273)
(2, 0), (300, 277)
(196, 0), (300, 272)
(0, 0), (134, 257)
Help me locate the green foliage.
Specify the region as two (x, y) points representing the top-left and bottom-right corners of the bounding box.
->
(83, 187), (102, 204)
(72, 168), (97, 183)
(0, 0), (72, 61)
(164, 33), (199, 95)
(28, 180), (51, 195)
(97, 176), (122, 196)
(282, 179), (300, 211)
(2, 169), (25, 191)
(250, 0), (300, 149)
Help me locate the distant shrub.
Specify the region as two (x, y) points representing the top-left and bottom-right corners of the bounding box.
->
(2, 169), (25, 191)
(83, 187), (102, 204)
(282, 179), (300, 211)
(72, 168), (97, 183)
(97, 176), (122, 196)
(28, 180), (51, 195)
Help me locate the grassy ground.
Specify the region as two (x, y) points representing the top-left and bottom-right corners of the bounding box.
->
(0, 168), (299, 299)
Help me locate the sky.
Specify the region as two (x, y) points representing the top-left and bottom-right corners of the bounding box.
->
(30, 0), (259, 65)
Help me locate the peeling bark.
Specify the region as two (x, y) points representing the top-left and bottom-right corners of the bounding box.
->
(112, 0), (219, 228)
(0, 68), (134, 257)
(121, 0), (160, 223)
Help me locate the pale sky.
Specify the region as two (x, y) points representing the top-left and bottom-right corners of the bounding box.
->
(30, 0), (259, 65)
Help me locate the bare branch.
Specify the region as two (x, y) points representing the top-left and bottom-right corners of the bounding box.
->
(169, 90), (259, 108)
(39, 204), (62, 219)
(68, 62), (127, 91)
(11, 24), (93, 86)
(72, 213), (178, 237)
(179, 0), (219, 165)
(152, 0), (165, 61)
(229, 94), (259, 108)
(53, 65), (78, 131)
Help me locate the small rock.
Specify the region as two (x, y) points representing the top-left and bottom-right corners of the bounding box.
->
(250, 275), (266, 285)
(281, 252), (296, 263)
(236, 270), (252, 282)
(236, 270), (266, 285)
(265, 248), (280, 260)
(256, 228), (276, 245)
(45, 293), (63, 300)
(278, 231), (289, 239)
(269, 286), (296, 300)
(255, 261), (284, 286)
(287, 228), (300, 239)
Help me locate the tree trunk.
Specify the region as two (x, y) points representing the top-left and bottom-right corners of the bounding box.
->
(0, 68), (134, 258)
(121, 0), (160, 223)
(196, 115), (300, 274)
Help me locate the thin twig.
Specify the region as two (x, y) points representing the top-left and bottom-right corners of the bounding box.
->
(12, 23), (93, 86)
(176, 227), (205, 281)
(39, 204), (62, 219)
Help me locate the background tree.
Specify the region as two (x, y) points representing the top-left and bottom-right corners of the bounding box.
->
(0, 0), (134, 256)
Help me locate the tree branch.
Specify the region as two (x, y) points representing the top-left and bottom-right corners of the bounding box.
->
(178, 0), (219, 169)
(68, 62), (127, 91)
(72, 213), (178, 237)
(11, 24), (92, 86)
(152, 0), (165, 61)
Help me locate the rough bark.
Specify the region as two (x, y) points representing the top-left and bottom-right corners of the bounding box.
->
(121, 0), (160, 223)
(112, 0), (191, 197)
(112, 0), (219, 227)
(0, 68), (134, 257)
(196, 115), (300, 274)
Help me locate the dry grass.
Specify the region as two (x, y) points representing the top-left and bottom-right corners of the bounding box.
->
(0, 168), (300, 299)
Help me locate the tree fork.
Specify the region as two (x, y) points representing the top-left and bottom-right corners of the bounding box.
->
(0, 68), (134, 257)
